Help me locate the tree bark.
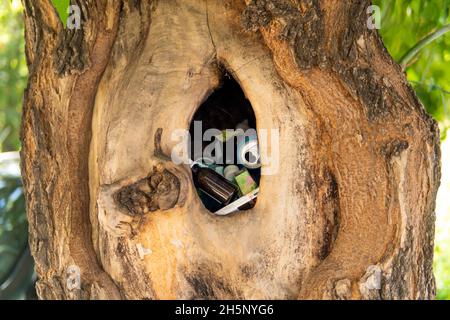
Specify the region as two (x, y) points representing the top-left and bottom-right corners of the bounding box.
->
(21, 0), (440, 300)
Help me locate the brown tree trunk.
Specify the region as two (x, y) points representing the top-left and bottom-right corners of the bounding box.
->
(21, 0), (440, 300)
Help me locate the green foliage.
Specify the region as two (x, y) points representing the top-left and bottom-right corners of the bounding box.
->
(373, 0), (450, 139)
(435, 236), (450, 300)
(51, 0), (70, 28)
(0, 174), (27, 283)
(0, 0), (27, 152)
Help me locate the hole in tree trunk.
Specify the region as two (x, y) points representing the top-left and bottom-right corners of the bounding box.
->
(189, 74), (260, 215)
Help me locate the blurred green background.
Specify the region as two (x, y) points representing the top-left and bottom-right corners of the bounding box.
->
(0, 0), (26, 153)
(0, 0), (449, 299)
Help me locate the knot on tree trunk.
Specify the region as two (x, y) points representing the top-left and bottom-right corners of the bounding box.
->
(114, 164), (181, 216)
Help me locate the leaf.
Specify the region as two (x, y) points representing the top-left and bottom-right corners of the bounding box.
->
(51, 0), (71, 28)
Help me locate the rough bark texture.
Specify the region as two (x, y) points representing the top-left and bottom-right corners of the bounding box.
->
(21, 0), (440, 300)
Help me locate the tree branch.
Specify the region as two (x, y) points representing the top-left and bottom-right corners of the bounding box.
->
(399, 24), (450, 69)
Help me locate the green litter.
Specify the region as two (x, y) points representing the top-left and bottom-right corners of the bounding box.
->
(234, 168), (258, 196)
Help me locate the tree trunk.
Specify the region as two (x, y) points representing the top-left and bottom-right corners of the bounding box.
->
(21, 0), (440, 300)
